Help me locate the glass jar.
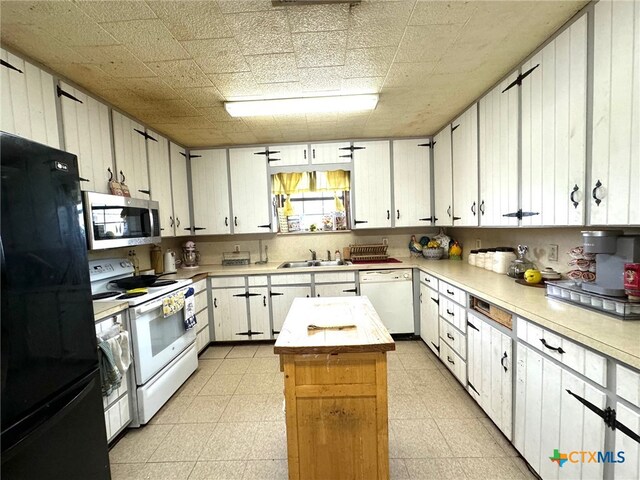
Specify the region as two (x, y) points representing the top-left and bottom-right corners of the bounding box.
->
(507, 245), (535, 279)
(493, 248), (516, 274)
(468, 249), (478, 266)
(484, 248), (496, 271)
(475, 249), (488, 269)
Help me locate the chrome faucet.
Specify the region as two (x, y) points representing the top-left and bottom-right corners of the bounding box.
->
(309, 249), (317, 261)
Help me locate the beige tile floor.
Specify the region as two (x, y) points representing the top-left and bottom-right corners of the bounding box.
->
(109, 341), (537, 480)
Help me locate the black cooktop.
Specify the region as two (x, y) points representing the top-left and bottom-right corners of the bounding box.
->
(92, 292), (121, 301)
(151, 280), (178, 287)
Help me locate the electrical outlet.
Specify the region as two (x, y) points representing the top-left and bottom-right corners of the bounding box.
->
(234, 244), (240, 253)
(475, 239), (482, 249)
(382, 237), (388, 246)
(548, 244), (559, 262)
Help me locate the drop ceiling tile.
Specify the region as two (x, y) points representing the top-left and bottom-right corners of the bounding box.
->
(245, 53), (299, 84)
(148, 1), (232, 40)
(98, 60), (157, 78)
(76, 0), (157, 22)
(197, 106), (235, 122)
(343, 47), (395, 78)
(347, 1), (413, 49)
(125, 77), (182, 100)
(259, 82), (304, 99)
(395, 24), (463, 64)
(384, 62), (437, 88)
(409, 1), (477, 26)
(224, 11), (293, 55)
(49, 62), (123, 90)
(299, 66), (343, 92)
(71, 44), (139, 64)
(182, 38), (249, 74)
(340, 76), (384, 94)
(213, 120), (250, 133)
(1, 23), (89, 64)
(179, 87), (226, 107)
(286, 3), (350, 33)
(225, 132), (259, 144)
(209, 72), (263, 98)
(1, 1), (93, 26)
(145, 59), (201, 78)
(216, 0), (280, 14)
(293, 31), (347, 68)
(51, 21), (118, 47)
(100, 19), (189, 61)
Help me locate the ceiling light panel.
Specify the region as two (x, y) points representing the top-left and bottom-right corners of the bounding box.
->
(225, 94), (378, 117)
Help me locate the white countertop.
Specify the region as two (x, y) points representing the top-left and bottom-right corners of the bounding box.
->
(155, 258), (640, 369)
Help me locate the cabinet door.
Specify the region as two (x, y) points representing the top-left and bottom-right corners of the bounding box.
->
(314, 283), (358, 298)
(59, 82), (113, 193)
(433, 125), (453, 226)
(267, 144), (308, 167)
(467, 313), (512, 439)
(392, 139), (432, 227)
(478, 72), (519, 226)
(229, 147), (272, 234)
(591, 0), (640, 225)
(515, 343), (606, 480)
(111, 111), (149, 198)
(191, 149), (230, 235)
(1, 48), (59, 148)
(419, 284), (439, 356)
(211, 288), (249, 341)
(521, 15), (587, 226)
(169, 143), (190, 237)
(248, 287), (270, 340)
(146, 130), (173, 237)
(352, 140), (392, 228)
(613, 402), (640, 480)
(451, 103), (479, 226)
(310, 141), (352, 164)
(270, 286), (312, 337)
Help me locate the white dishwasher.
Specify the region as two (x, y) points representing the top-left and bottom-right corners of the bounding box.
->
(359, 269), (414, 334)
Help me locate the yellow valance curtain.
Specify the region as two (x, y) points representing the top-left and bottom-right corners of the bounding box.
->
(272, 170), (350, 216)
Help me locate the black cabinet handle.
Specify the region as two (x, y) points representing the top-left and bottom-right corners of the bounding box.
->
(306, 294), (310, 298)
(431, 342), (440, 352)
(420, 292), (423, 303)
(471, 201), (476, 216)
(169, 216), (174, 227)
(501, 351), (508, 372)
(312, 148), (315, 158)
(396, 209), (400, 220)
(176, 217), (181, 227)
(234, 216), (238, 226)
(424, 277), (430, 283)
(108, 167), (113, 181)
(447, 356), (455, 365)
(225, 217), (228, 226)
(214, 298), (217, 308)
(446, 333), (455, 340)
(446, 309), (454, 316)
(446, 289), (454, 295)
(317, 293), (320, 297)
(570, 184), (580, 209)
(263, 296), (266, 307)
(479, 200), (485, 215)
(119, 170), (125, 183)
(592, 180), (603, 206)
(447, 205), (451, 217)
(467, 320), (479, 331)
(387, 210), (390, 220)
(540, 338), (565, 354)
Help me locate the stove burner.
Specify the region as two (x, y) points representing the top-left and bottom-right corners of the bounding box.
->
(92, 292), (121, 300)
(151, 280), (178, 287)
(116, 292), (147, 300)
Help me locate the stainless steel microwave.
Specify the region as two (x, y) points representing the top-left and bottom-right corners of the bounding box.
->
(83, 192), (161, 250)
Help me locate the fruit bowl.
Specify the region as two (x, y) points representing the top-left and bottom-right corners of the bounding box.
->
(423, 247), (444, 260)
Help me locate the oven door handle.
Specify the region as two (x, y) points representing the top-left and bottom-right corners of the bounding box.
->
(135, 300), (164, 315)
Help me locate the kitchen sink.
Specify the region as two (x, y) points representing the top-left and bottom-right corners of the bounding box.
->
(278, 260), (351, 269)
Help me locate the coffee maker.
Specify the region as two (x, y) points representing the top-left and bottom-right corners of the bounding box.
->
(581, 230), (640, 296)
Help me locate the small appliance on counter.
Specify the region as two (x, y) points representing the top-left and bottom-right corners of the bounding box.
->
(164, 249), (177, 273)
(181, 241), (200, 269)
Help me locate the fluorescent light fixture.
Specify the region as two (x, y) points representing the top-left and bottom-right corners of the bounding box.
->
(224, 94), (379, 117)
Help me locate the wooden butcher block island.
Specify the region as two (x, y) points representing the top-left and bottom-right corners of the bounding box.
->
(274, 296), (395, 480)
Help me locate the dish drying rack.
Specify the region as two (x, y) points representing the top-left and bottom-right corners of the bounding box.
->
(349, 243), (388, 262)
(546, 280), (640, 320)
(222, 251), (251, 266)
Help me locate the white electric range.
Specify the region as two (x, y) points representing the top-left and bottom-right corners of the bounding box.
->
(90, 259), (198, 426)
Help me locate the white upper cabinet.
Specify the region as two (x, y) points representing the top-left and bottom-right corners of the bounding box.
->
(170, 143), (190, 237)
(521, 15), (588, 226)
(111, 111), (149, 198)
(146, 130), (173, 237)
(1, 48), (59, 148)
(451, 103), (479, 226)
(59, 81), (113, 194)
(433, 125), (453, 226)
(228, 147), (272, 234)
(267, 144), (308, 167)
(478, 72), (519, 226)
(591, 0), (640, 226)
(392, 139), (433, 227)
(352, 141), (392, 228)
(190, 149), (230, 235)
(311, 141), (352, 164)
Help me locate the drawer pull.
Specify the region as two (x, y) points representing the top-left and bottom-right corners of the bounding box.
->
(213, 298), (217, 308)
(447, 356), (455, 365)
(424, 277), (430, 283)
(446, 309), (454, 316)
(446, 333), (455, 340)
(540, 338), (565, 354)
(446, 289), (454, 295)
(501, 351), (508, 372)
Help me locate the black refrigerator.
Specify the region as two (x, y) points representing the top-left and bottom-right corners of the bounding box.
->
(1, 132), (110, 479)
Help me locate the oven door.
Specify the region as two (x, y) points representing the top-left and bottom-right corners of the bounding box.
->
(129, 291), (196, 385)
(84, 192), (161, 250)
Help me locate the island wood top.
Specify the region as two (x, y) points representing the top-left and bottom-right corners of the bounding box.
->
(274, 296), (395, 355)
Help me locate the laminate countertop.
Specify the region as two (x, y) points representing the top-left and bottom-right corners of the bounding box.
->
(162, 258), (640, 369)
(274, 296), (395, 355)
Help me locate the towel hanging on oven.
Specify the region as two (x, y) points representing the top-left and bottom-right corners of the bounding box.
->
(162, 291), (185, 318)
(183, 287), (197, 330)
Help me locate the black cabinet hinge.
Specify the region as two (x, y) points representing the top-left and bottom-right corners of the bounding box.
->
(257, 224), (271, 229)
(188, 154), (202, 159)
(339, 145), (366, 152)
(417, 141), (436, 148)
(56, 85), (83, 104)
(79, 177), (90, 183)
(235, 331), (251, 336)
(192, 227), (206, 231)
(353, 220), (368, 225)
(134, 128), (158, 142)
(138, 189), (150, 195)
(339, 153), (353, 159)
(1, 59), (23, 74)
(179, 152), (187, 157)
(503, 209), (539, 220)
(430, 342), (440, 352)
(468, 381), (480, 395)
(431, 297), (439, 305)
(342, 288), (358, 293)
(419, 216), (437, 222)
(451, 124), (460, 132)
(272, 329), (280, 336)
(501, 64), (540, 93)
(270, 291), (284, 297)
(467, 320), (479, 332)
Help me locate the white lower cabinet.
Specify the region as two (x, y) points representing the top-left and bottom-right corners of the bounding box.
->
(211, 287), (249, 341)
(270, 285), (312, 337)
(466, 313), (512, 440)
(614, 402), (640, 479)
(247, 287), (269, 340)
(515, 342), (606, 480)
(419, 283), (439, 356)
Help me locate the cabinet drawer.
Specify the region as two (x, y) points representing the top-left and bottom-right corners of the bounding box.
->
(439, 298), (466, 332)
(211, 276), (245, 288)
(195, 291), (208, 313)
(247, 275), (268, 286)
(105, 394), (130, 443)
(517, 317), (607, 386)
(439, 317), (467, 359)
(197, 308), (210, 328)
(438, 280), (466, 306)
(192, 279), (207, 295)
(196, 326), (210, 353)
(617, 364), (640, 407)
(271, 273), (311, 285)
(440, 341), (467, 386)
(314, 271), (356, 284)
(419, 271), (438, 289)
